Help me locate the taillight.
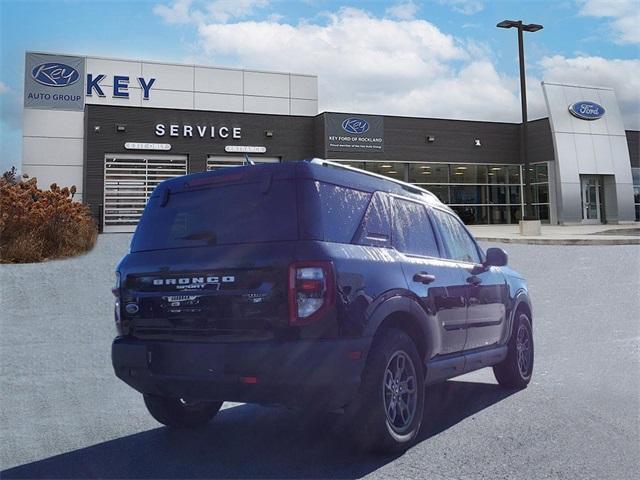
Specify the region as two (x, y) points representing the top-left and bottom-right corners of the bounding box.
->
(113, 272), (123, 334)
(114, 299), (122, 334)
(288, 261), (335, 326)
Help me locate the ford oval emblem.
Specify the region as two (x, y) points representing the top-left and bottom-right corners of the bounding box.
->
(31, 62), (80, 87)
(342, 118), (370, 135)
(125, 303), (140, 315)
(568, 101), (605, 120)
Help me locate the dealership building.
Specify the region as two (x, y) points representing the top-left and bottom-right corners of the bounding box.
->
(22, 51), (639, 232)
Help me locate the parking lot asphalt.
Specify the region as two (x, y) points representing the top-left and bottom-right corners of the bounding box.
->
(1, 235), (639, 479)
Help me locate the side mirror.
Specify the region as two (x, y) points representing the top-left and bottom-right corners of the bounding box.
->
(484, 247), (508, 267)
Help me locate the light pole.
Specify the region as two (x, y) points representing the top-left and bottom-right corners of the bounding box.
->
(497, 20), (543, 222)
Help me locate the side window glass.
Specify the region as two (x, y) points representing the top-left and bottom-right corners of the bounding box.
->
(393, 198), (439, 257)
(316, 182), (371, 243)
(354, 192), (391, 247)
(433, 209), (481, 263)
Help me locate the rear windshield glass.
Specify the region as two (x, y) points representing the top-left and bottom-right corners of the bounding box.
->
(131, 179), (297, 252)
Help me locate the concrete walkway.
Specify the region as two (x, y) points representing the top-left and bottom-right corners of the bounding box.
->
(468, 223), (640, 245)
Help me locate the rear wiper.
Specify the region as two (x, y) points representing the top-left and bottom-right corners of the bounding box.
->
(179, 231), (217, 245)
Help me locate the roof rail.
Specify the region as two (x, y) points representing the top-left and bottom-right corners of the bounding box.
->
(308, 158), (438, 200)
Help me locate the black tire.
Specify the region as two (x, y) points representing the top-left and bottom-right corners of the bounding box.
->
(493, 312), (534, 389)
(348, 328), (425, 453)
(143, 394), (222, 428)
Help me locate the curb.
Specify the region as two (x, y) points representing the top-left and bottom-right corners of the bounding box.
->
(475, 236), (640, 245)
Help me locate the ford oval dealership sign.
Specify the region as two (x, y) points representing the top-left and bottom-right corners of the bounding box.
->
(31, 62), (80, 87)
(342, 117), (370, 134)
(568, 101), (605, 120)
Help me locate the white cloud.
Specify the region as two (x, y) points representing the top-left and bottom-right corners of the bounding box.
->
(153, 0), (269, 25)
(385, 1), (419, 20)
(153, 3), (639, 129)
(539, 55), (640, 128)
(437, 0), (484, 15)
(194, 7), (529, 122)
(578, 0), (640, 44)
(578, 0), (633, 17)
(0, 81), (9, 95)
(206, 0), (269, 23)
(153, 0), (195, 24)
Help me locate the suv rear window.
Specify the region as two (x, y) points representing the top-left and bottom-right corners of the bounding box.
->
(131, 179), (297, 252)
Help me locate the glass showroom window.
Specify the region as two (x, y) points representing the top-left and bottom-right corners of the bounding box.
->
(529, 162), (550, 223)
(337, 161), (407, 182)
(335, 160), (550, 225)
(365, 161), (406, 181)
(337, 161), (367, 171)
(408, 163), (524, 225)
(632, 168), (640, 221)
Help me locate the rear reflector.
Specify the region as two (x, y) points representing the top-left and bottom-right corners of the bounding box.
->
(297, 279), (323, 292)
(240, 376), (258, 384)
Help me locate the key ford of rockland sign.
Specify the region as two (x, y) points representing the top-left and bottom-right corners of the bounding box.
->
(24, 52), (156, 111)
(326, 113), (384, 153)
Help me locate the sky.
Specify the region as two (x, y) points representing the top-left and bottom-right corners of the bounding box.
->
(1, 0), (639, 173)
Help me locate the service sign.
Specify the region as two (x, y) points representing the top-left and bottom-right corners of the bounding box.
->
(326, 113), (384, 153)
(24, 53), (85, 111)
(568, 101), (605, 121)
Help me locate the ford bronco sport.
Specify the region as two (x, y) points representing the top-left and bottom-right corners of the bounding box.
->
(111, 159), (534, 452)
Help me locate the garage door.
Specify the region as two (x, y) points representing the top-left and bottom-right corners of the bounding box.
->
(103, 154), (188, 233)
(206, 156), (280, 170)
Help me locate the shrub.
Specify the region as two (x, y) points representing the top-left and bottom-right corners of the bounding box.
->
(0, 169), (98, 263)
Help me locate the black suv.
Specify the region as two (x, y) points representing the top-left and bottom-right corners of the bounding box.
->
(112, 159), (533, 452)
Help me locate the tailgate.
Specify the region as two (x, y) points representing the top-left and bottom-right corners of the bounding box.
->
(118, 243), (295, 342)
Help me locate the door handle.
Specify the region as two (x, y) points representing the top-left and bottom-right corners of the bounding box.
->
(413, 272), (436, 284)
(467, 275), (482, 286)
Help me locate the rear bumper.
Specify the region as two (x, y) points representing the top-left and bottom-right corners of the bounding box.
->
(112, 336), (370, 410)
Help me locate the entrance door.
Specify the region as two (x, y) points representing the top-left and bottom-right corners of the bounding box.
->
(581, 175), (602, 224)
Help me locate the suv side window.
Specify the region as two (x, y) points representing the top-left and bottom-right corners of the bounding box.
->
(432, 209), (481, 264)
(392, 198), (439, 257)
(316, 182), (371, 243)
(353, 192), (391, 247)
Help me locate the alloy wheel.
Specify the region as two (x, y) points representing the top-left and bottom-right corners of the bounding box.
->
(382, 350), (418, 434)
(516, 322), (532, 378)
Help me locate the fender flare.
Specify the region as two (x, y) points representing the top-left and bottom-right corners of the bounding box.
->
(364, 295), (441, 362)
(507, 290), (533, 339)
